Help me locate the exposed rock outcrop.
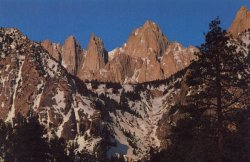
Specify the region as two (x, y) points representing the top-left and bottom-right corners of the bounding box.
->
(1, 22), (249, 161)
(125, 20), (170, 58)
(95, 21), (196, 83)
(41, 40), (61, 62)
(41, 35), (84, 75)
(161, 42), (197, 78)
(61, 35), (83, 75)
(41, 21), (196, 84)
(77, 34), (108, 80)
(0, 28), (99, 141)
(229, 6), (250, 37)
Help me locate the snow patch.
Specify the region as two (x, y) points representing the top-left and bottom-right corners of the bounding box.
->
(108, 48), (118, 61)
(123, 84), (134, 92)
(56, 109), (72, 137)
(33, 81), (44, 109)
(5, 57), (25, 123)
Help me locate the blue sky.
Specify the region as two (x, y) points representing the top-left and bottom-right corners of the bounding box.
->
(0, 0), (249, 50)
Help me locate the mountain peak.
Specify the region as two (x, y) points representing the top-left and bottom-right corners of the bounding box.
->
(89, 33), (103, 46)
(90, 33), (95, 40)
(143, 20), (157, 28)
(66, 35), (76, 41)
(239, 6), (247, 12)
(61, 34), (82, 75)
(229, 6), (250, 37)
(77, 34), (108, 80)
(125, 20), (169, 58)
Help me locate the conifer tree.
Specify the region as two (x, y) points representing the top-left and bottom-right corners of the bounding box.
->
(0, 120), (13, 161)
(152, 18), (249, 162)
(185, 18), (249, 162)
(50, 135), (69, 162)
(11, 113), (51, 162)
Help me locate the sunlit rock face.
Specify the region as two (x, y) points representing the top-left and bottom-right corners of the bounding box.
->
(41, 35), (84, 76)
(95, 20), (196, 83)
(77, 34), (108, 80)
(41, 40), (61, 62)
(124, 20), (170, 58)
(41, 20), (197, 84)
(229, 6), (250, 37)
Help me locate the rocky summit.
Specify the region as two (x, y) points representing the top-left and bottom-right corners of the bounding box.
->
(41, 35), (85, 76)
(124, 20), (170, 58)
(78, 34), (108, 80)
(229, 6), (250, 37)
(0, 27), (195, 160)
(41, 20), (197, 84)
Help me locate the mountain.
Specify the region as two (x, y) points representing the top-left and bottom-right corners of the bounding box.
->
(40, 6), (250, 84)
(41, 40), (61, 62)
(229, 6), (250, 37)
(78, 34), (108, 80)
(41, 20), (197, 84)
(1, 6), (249, 161)
(0, 27), (188, 160)
(124, 20), (170, 58)
(41, 35), (85, 75)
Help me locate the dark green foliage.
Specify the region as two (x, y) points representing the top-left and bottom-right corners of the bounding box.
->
(0, 113), (51, 162)
(124, 91), (141, 101)
(0, 113), (72, 162)
(148, 18), (249, 162)
(69, 74), (98, 97)
(0, 120), (13, 161)
(105, 82), (123, 89)
(50, 135), (69, 162)
(119, 90), (142, 118)
(91, 80), (99, 89)
(96, 89), (142, 117)
(109, 155), (126, 162)
(223, 106), (250, 162)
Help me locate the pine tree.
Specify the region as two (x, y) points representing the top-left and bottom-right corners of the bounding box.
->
(50, 135), (69, 162)
(9, 113), (51, 162)
(153, 18), (249, 162)
(0, 119), (13, 161)
(186, 18), (249, 162)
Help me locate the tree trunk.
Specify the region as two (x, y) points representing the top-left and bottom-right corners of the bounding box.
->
(216, 53), (224, 162)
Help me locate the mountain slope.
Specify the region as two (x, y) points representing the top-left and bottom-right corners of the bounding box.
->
(0, 27), (189, 160)
(1, 6), (249, 161)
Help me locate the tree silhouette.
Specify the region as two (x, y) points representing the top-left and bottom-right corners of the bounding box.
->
(185, 18), (249, 162)
(11, 113), (51, 162)
(50, 135), (69, 162)
(0, 113), (71, 162)
(149, 18), (249, 162)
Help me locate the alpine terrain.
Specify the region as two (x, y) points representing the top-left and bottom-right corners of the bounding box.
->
(0, 6), (249, 162)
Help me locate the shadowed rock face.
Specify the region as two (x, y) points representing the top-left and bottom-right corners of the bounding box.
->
(229, 6), (250, 37)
